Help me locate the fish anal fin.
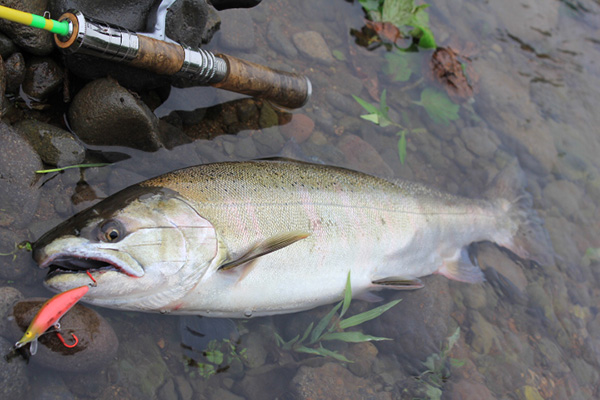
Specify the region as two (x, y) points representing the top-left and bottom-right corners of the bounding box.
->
(219, 231), (310, 271)
(437, 248), (485, 283)
(371, 277), (424, 290)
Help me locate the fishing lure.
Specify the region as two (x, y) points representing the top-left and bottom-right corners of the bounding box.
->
(14, 285), (89, 355)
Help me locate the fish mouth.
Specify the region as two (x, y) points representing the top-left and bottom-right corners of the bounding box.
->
(45, 256), (119, 280)
(40, 251), (144, 279)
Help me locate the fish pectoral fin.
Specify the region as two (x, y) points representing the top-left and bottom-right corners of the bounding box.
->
(218, 231), (310, 271)
(30, 339), (38, 355)
(371, 277), (424, 290)
(437, 247), (485, 283)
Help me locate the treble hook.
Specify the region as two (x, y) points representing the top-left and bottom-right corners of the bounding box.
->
(56, 331), (79, 348)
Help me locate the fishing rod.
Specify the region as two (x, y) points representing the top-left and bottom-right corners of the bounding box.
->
(0, 5), (311, 109)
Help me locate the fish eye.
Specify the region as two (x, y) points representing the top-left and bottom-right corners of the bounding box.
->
(98, 220), (125, 243)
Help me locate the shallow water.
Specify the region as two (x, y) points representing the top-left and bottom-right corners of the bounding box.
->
(3, 0), (600, 398)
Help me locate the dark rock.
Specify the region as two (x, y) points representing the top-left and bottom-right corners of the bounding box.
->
(68, 78), (162, 151)
(14, 120), (86, 167)
(49, 0), (156, 32)
(22, 57), (64, 100)
(0, 33), (17, 58)
(8, 298), (119, 372)
(0, 286), (23, 338)
(166, 0), (212, 47)
(267, 17), (298, 58)
(0, 336), (29, 398)
(0, 0), (53, 55)
(0, 55), (5, 117)
(3, 52), (26, 93)
(219, 9), (255, 51)
(290, 362), (392, 400)
(0, 122), (42, 228)
(280, 114), (314, 144)
(209, 0), (263, 10)
(30, 372), (76, 400)
(325, 90), (362, 115)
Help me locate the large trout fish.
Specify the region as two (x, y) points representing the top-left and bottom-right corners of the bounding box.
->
(33, 160), (551, 317)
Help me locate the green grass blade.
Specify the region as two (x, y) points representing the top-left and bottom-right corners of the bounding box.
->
(297, 322), (314, 346)
(340, 271), (352, 318)
(310, 301), (342, 344)
(320, 331), (392, 343)
(36, 163), (111, 174)
(339, 299), (402, 329)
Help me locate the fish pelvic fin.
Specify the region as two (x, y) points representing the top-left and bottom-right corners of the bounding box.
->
(218, 231), (310, 271)
(485, 159), (555, 266)
(437, 248), (485, 283)
(371, 277), (424, 290)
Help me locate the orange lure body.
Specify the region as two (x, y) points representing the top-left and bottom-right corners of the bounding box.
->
(14, 285), (89, 354)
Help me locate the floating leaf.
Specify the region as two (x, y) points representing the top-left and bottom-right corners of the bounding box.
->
(415, 88), (460, 125)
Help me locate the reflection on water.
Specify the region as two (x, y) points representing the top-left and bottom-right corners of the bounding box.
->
(2, 0), (600, 398)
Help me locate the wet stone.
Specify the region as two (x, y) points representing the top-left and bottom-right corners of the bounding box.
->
(68, 78), (162, 151)
(292, 31), (335, 65)
(14, 120), (86, 167)
(8, 298), (119, 373)
(0, 229), (31, 281)
(3, 52), (25, 93)
(0, 336), (29, 399)
(0, 0), (53, 55)
(267, 17), (298, 58)
(460, 126), (499, 159)
(325, 90), (362, 115)
(0, 286), (23, 338)
(22, 57), (64, 100)
(240, 331), (267, 369)
(290, 362), (392, 400)
(0, 32), (17, 58)
(280, 113), (315, 144)
(542, 179), (583, 218)
(253, 127), (285, 154)
(337, 134), (394, 178)
(165, 0), (212, 47)
(0, 122), (42, 228)
(347, 342), (378, 377)
(234, 136), (258, 159)
(219, 9), (255, 51)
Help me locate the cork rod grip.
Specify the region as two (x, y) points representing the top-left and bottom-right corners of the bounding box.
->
(213, 54), (310, 109)
(130, 35), (185, 75)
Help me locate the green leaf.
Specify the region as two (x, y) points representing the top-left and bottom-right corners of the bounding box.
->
(416, 88), (460, 126)
(332, 49), (347, 61)
(360, 113), (381, 124)
(383, 52), (412, 82)
(450, 358), (466, 367)
(204, 350), (223, 365)
(339, 299), (402, 329)
(297, 345), (353, 363)
(310, 301), (343, 344)
(397, 130), (407, 164)
(352, 94), (380, 115)
(298, 322), (314, 346)
(446, 327), (460, 352)
(340, 271), (352, 318)
(358, 0), (382, 13)
(320, 331), (392, 343)
(415, 26), (436, 48)
(425, 383), (443, 400)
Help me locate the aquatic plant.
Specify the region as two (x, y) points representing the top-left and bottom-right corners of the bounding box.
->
(35, 163), (111, 174)
(353, 90), (426, 164)
(582, 247), (600, 267)
(274, 272), (401, 362)
(0, 241), (32, 261)
(358, 0), (436, 49)
(414, 327), (464, 400)
(184, 338), (247, 379)
(413, 88), (460, 126)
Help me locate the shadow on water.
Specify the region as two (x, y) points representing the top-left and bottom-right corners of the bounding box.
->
(1, 0), (600, 398)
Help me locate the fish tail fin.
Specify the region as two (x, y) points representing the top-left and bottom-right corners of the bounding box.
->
(485, 160), (554, 266)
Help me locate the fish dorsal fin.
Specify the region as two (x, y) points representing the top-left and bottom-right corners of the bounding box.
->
(218, 231), (310, 271)
(438, 248), (485, 283)
(371, 277), (424, 290)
